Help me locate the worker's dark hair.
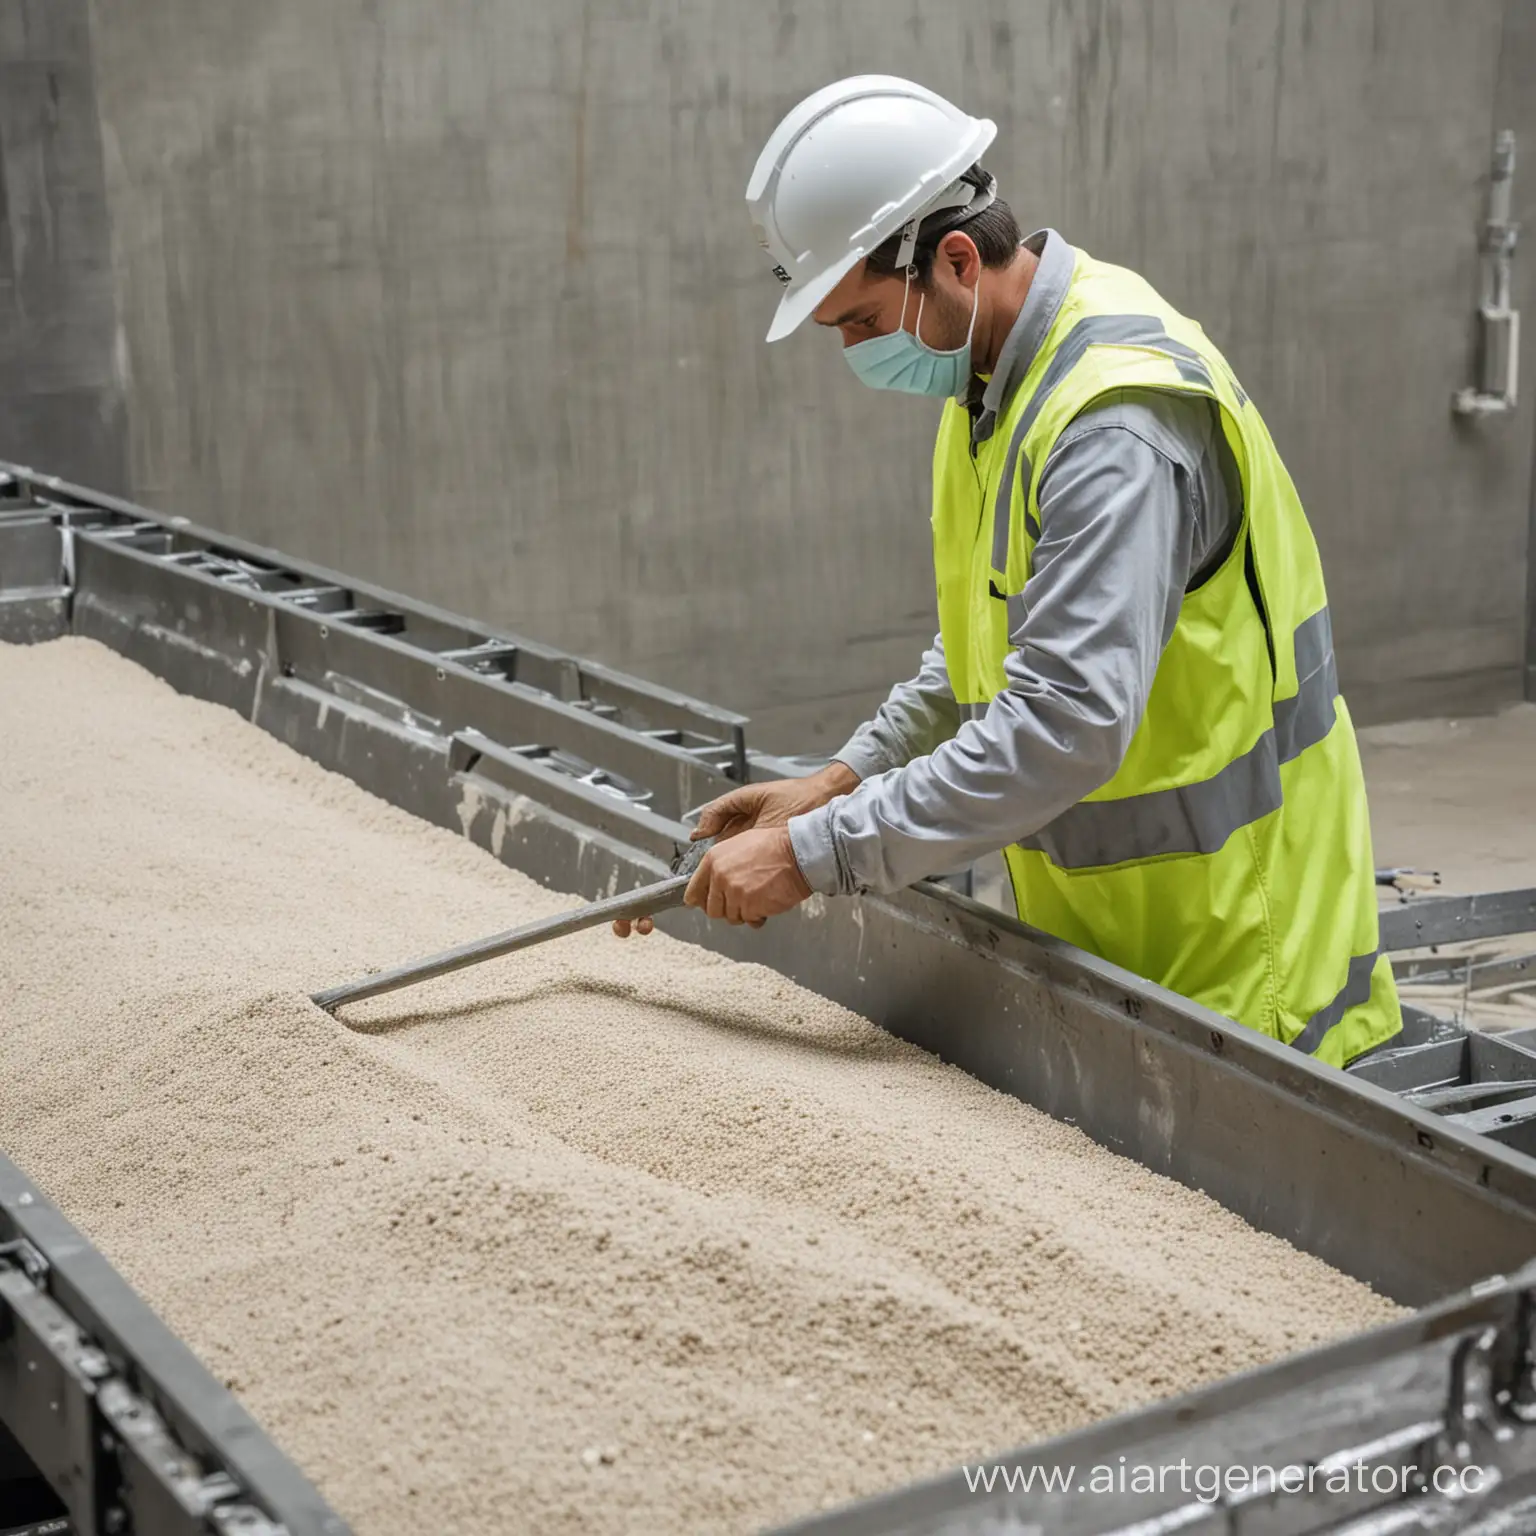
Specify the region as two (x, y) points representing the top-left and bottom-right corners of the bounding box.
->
(865, 163), (1022, 286)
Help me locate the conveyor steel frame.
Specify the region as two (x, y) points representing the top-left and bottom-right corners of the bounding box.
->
(6, 461), (1536, 1534)
(0, 1152), (345, 1536)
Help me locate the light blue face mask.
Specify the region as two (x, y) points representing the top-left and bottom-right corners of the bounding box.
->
(842, 268), (980, 398)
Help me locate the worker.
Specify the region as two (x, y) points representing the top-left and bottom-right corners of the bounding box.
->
(618, 75), (1400, 1068)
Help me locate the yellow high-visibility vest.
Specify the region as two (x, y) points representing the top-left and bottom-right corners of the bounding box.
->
(932, 247), (1400, 1066)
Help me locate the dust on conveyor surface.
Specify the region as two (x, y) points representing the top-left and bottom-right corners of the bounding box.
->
(0, 638), (1403, 1535)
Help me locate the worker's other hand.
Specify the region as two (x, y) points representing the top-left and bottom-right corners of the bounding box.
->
(611, 914), (654, 939)
(691, 761), (860, 842)
(685, 826), (813, 926)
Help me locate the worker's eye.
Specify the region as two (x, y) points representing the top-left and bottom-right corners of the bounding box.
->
(858, 315), (881, 332)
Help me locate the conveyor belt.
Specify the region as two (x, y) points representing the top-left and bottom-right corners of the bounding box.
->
(5, 459), (1536, 1535)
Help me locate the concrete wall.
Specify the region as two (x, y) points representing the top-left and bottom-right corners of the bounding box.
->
(0, 0), (123, 491)
(60, 3), (1536, 748)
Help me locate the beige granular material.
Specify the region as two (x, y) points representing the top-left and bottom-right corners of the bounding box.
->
(0, 638), (1401, 1534)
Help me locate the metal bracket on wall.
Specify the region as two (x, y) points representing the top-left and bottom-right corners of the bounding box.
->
(1454, 129), (1521, 417)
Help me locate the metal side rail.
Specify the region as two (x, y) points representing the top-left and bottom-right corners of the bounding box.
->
(0, 1153), (347, 1536)
(776, 1263), (1536, 1535)
(0, 461), (748, 859)
(0, 492), (70, 643)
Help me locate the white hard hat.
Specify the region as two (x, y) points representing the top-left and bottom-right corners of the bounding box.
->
(746, 75), (997, 342)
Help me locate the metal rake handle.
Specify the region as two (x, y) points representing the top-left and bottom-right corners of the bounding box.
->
(312, 837), (714, 1014)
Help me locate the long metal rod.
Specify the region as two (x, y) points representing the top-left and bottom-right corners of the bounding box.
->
(311, 874), (690, 1013)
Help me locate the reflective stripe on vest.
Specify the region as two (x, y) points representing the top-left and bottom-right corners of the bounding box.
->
(1017, 606), (1337, 869)
(977, 593), (1373, 1059)
(1290, 948), (1381, 1055)
(942, 248), (1401, 1068)
(990, 314), (1231, 569)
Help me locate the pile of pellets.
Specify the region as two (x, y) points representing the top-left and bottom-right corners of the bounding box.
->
(0, 638), (1402, 1534)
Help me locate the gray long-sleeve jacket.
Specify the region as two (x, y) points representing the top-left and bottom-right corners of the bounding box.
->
(788, 229), (1243, 897)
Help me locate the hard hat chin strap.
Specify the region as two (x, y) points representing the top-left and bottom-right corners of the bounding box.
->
(892, 171), (998, 272)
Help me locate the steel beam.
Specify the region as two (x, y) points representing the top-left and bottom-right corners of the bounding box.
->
(0, 513), (70, 642)
(66, 525), (734, 823)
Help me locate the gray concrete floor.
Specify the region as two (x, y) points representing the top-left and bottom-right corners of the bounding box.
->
(1360, 703), (1536, 895)
(1360, 702), (1536, 1033)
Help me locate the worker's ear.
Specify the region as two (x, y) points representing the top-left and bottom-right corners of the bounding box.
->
(934, 230), (981, 290)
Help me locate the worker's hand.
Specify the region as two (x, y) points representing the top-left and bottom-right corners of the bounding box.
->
(684, 826), (813, 927)
(613, 766), (851, 938)
(691, 761), (860, 841)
